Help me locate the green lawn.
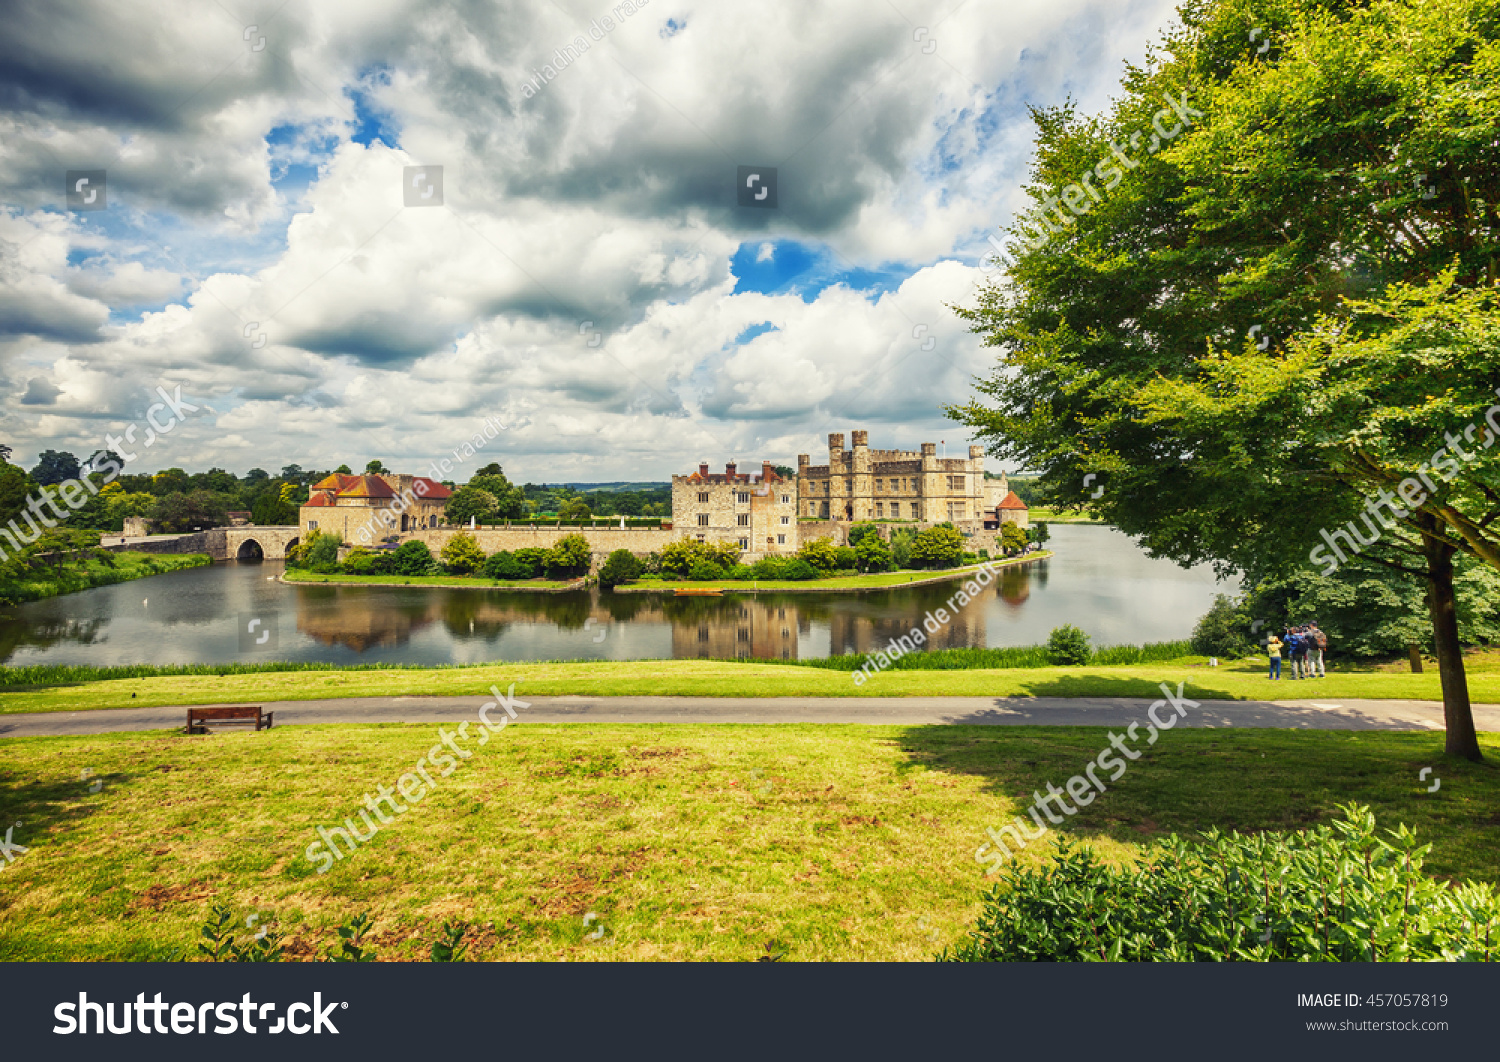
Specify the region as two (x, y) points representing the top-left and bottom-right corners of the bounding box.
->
(2, 656), (1496, 714)
(0, 724), (1494, 961)
(1026, 507), (1107, 524)
(282, 571), (579, 590)
(625, 556), (1046, 593)
(0, 551), (210, 606)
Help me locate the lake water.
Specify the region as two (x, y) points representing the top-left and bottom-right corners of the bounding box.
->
(0, 524), (1236, 666)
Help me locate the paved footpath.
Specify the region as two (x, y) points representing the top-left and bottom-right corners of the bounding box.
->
(3, 694), (1498, 738)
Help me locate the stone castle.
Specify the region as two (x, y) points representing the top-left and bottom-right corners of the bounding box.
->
(285, 430), (1027, 568)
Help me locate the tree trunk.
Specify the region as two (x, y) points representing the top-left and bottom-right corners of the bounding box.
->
(1421, 514), (1482, 762)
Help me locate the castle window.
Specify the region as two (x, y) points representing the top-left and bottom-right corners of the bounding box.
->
(698, 492), (709, 503)
(737, 628), (750, 642)
(780, 516), (789, 525)
(738, 514), (750, 527)
(696, 534), (706, 541)
(781, 495), (790, 503)
(737, 492), (750, 504)
(698, 626), (710, 642)
(876, 502), (884, 518)
(697, 513), (709, 526)
(738, 538), (749, 549)
(308, 520), (318, 529)
(876, 479), (883, 492)
(777, 534), (785, 545)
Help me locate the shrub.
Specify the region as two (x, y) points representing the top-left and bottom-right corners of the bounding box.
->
(444, 487), (498, 527)
(797, 536), (839, 571)
(482, 550), (527, 580)
(889, 527), (915, 569)
(392, 539), (437, 576)
(599, 549), (644, 588)
(1000, 523), (1028, 557)
(1028, 520), (1051, 546)
(340, 547), (379, 574)
(545, 533), (592, 577)
(848, 522), (880, 547)
(854, 534), (892, 573)
(513, 547), (550, 578)
(909, 524), (964, 569)
(751, 556), (787, 580)
(440, 533), (486, 574)
(782, 559), (819, 581)
(945, 806), (1500, 962)
(725, 563), (753, 581)
(833, 546), (858, 571)
(1045, 623), (1091, 665)
(1192, 593), (1256, 659)
(688, 559), (724, 581)
(304, 530), (341, 573)
(658, 539), (702, 575)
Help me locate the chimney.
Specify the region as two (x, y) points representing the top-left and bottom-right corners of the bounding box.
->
(699, 461), (709, 477)
(762, 461), (774, 482)
(726, 460), (737, 480)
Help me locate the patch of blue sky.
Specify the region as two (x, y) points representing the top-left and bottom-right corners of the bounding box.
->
(346, 67), (399, 148)
(731, 321), (778, 346)
(730, 239), (918, 302)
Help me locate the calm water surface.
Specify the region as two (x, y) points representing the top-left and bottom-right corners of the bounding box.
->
(0, 524), (1236, 666)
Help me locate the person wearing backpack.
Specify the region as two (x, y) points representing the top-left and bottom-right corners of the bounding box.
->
(1284, 627), (1305, 679)
(1307, 623), (1327, 677)
(1266, 632), (1283, 680)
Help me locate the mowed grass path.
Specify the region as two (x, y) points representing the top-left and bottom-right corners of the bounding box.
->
(5, 658), (1498, 714)
(0, 724), (1497, 961)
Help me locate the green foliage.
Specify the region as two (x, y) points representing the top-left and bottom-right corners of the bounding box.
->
(848, 523), (880, 547)
(1192, 594), (1257, 659)
(440, 532), (486, 574)
(469, 465), (529, 519)
(750, 556), (787, 580)
(365, 460), (387, 474)
(796, 536), (840, 571)
(513, 547), (550, 578)
(303, 531), (341, 573)
(854, 534), (893, 573)
(445, 486), (499, 526)
(545, 533), (592, 577)
(29, 449), (80, 486)
(197, 904), (284, 962)
(0, 460), (37, 528)
(340, 547), (384, 575)
(558, 497), (592, 520)
(329, 913), (376, 962)
(599, 549), (644, 588)
(781, 559), (818, 581)
(909, 524), (964, 569)
(659, 539), (740, 575)
(789, 640), (1192, 674)
(1000, 522), (1028, 556)
(832, 546), (858, 571)
(1045, 624), (1092, 666)
(481, 549), (528, 580)
(725, 563), (753, 581)
(1027, 521), (1051, 546)
(688, 559), (725, 581)
(430, 921), (470, 962)
(149, 490), (229, 532)
(944, 806), (1500, 962)
(393, 539), (437, 576)
(888, 527), (915, 569)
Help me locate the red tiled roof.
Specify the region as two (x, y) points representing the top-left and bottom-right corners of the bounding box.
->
(311, 473), (360, 491)
(413, 477), (451, 499)
(302, 493), (335, 507)
(998, 491), (1028, 510)
(339, 475), (395, 499)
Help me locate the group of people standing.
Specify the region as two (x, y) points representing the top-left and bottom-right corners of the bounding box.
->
(1267, 624), (1328, 680)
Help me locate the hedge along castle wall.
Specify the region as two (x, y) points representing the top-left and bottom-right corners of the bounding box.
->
(399, 526), (681, 571)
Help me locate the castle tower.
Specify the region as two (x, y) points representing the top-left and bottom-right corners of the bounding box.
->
(828, 433), (846, 517)
(851, 430), (870, 521)
(920, 442), (937, 523)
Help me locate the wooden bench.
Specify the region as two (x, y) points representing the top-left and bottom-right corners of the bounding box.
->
(185, 705), (273, 734)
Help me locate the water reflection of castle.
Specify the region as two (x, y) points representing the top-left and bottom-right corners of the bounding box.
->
(289, 560), (1041, 659)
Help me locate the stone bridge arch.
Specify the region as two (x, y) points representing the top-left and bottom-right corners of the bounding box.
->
(214, 526), (301, 560)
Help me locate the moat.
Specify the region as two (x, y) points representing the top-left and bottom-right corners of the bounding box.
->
(0, 525), (1235, 666)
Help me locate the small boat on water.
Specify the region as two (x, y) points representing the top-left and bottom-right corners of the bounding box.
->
(674, 587), (724, 596)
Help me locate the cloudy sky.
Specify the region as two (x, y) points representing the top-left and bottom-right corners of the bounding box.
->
(0, 0), (1179, 483)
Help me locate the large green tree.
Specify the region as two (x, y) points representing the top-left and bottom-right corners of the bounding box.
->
(948, 0), (1500, 758)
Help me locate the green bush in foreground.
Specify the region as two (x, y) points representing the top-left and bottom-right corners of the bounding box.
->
(944, 806), (1500, 962)
(599, 549), (644, 588)
(1045, 623), (1092, 665)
